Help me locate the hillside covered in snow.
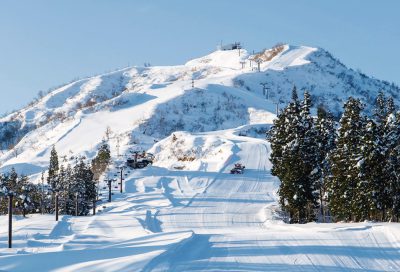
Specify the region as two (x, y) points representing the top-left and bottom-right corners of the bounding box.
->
(1, 44), (400, 271)
(0, 44), (398, 176)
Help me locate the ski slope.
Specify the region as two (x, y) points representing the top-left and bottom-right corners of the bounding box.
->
(2, 128), (400, 271)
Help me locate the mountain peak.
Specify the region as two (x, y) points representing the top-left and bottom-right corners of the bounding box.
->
(185, 43), (321, 72)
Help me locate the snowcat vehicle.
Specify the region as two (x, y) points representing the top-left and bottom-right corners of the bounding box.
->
(230, 163), (245, 174)
(126, 151), (154, 169)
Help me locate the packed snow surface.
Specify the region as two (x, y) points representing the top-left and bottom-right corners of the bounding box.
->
(1, 45), (400, 271)
(2, 128), (400, 271)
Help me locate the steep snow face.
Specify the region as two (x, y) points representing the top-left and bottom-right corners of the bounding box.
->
(262, 45), (316, 69)
(234, 45), (400, 115)
(0, 44), (399, 176)
(185, 49), (248, 70)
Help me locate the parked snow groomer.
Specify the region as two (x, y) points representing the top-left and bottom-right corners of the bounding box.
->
(126, 151), (154, 169)
(230, 163), (245, 174)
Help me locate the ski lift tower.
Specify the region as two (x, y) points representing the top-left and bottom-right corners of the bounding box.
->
(260, 82), (270, 99)
(273, 98), (284, 116)
(255, 59), (262, 72)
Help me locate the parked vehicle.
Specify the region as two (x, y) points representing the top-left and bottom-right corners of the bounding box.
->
(230, 163), (245, 174)
(126, 151), (154, 169)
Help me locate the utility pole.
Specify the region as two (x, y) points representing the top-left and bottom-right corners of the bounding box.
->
(108, 179), (112, 202)
(260, 83), (268, 98)
(120, 167), (124, 194)
(274, 102), (280, 116)
(96, 179), (100, 201)
(75, 192), (79, 216)
(55, 191), (59, 221)
(116, 136), (120, 157)
(8, 193), (13, 248)
(41, 171), (45, 214)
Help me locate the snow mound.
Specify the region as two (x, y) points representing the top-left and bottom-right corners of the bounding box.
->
(150, 131), (233, 172)
(185, 49), (248, 70)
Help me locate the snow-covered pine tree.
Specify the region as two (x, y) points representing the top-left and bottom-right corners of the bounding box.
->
(312, 106), (336, 222)
(368, 92), (396, 221)
(384, 111), (400, 221)
(374, 91), (394, 128)
(0, 170), (17, 214)
(64, 164), (76, 215)
(91, 141), (111, 180)
(387, 97), (395, 115)
(328, 97), (365, 222)
(269, 87), (300, 222)
(71, 158), (96, 215)
(15, 174), (35, 217)
(6, 168), (19, 213)
(47, 145), (59, 189)
(298, 91), (319, 221)
(8, 167), (18, 192)
(83, 161), (96, 213)
(28, 183), (42, 214)
(0, 173), (6, 214)
(268, 87), (318, 223)
(39, 171), (53, 214)
(47, 145), (60, 213)
(57, 165), (69, 214)
(356, 118), (384, 221)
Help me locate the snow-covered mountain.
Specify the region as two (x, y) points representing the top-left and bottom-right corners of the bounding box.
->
(0, 44), (398, 176)
(2, 44), (400, 271)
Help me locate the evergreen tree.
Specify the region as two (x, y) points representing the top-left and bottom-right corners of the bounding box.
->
(0, 170), (40, 216)
(48, 145), (59, 189)
(71, 158), (96, 215)
(0, 170), (17, 215)
(91, 141), (111, 180)
(15, 175), (36, 217)
(328, 97), (365, 221)
(0, 172), (11, 214)
(298, 91), (319, 221)
(64, 164), (76, 215)
(365, 92), (399, 221)
(374, 91), (389, 126)
(291, 86), (298, 101)
(268, 87), (318, 223)
(387, 97), (395, 115)
(385, 112), (400, 221)
(356, 119), (384, 221)
(47, 146), (60, 212)
(39, 171), (52, 214)
(57, 165), (69, 214)
(8, 167), (18, 192)
(312, 106), (336, 221)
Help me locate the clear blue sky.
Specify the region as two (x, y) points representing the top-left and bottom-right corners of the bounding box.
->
(1, 0), (399, 115)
